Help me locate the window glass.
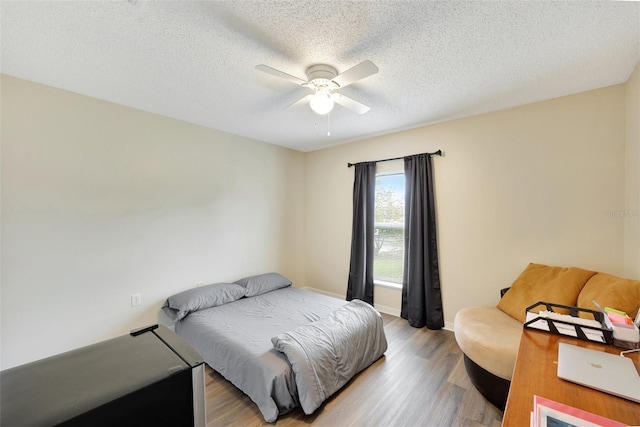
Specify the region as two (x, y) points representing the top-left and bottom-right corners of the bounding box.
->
(374, 172), (404, 284)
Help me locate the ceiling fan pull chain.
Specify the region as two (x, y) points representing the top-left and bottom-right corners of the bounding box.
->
(327, 112), (331, 136)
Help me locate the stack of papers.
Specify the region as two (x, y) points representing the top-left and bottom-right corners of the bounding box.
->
(524, 310), (606, 342)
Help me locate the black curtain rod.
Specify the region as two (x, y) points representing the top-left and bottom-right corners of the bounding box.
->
(347, 150), (442, 168)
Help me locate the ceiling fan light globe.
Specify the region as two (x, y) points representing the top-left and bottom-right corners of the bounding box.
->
(309, 93), (334, 115)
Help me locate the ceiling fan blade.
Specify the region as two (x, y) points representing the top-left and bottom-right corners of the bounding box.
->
(255, 64), (308, 86)
(283, 94), (313, 111)
(331, 60), (379, 88)
(332, 93), (371, 114)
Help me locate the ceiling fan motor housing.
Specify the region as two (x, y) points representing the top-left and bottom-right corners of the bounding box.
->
(306, 64), (339, 90)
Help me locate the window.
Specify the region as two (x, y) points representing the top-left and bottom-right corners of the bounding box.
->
(374, 171), (404, 285)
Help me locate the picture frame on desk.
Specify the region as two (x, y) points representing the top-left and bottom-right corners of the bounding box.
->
(532, 395), (628, 427)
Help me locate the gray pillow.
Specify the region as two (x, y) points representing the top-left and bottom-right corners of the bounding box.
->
(234, 272), (292, 297)
(164, 282), (245, 320)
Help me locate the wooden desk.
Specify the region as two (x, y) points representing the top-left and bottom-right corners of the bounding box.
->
(502, 329), (640, 426)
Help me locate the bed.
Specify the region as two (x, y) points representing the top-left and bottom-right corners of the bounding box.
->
(162, 273), (387, 423)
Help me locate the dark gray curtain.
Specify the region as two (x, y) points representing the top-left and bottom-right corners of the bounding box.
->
(401, 154), (444, 329)
(346, 162), (376, 304)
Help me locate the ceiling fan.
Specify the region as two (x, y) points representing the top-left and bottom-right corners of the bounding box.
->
(255, 60), (379, 115)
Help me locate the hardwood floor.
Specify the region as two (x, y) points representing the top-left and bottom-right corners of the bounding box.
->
(204, 313), (503, 426)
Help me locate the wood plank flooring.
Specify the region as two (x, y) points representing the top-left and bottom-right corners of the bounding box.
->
(204, 313), (503, 427)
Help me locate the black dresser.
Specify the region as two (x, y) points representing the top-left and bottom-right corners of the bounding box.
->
(1, 325), (205, 427)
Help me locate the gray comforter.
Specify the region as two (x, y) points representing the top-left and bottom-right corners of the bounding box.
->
(271, 300), (387, 415)
(176, 287), (386, 422)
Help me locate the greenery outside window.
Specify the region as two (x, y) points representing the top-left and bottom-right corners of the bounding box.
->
(374, 171), (404, 285)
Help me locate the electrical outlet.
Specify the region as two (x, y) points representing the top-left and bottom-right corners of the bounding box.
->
(196, 282), (204, 288)
(131, 293), (142, 307)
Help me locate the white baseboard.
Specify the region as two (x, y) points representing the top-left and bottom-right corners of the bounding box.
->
(300, 286), (343, 299)
(301, 286), (401, 317)
(301, 286), (454, 331)
(374, 304), (401, 317)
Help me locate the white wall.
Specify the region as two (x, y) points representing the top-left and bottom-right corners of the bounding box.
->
(625, 63), (640, 279)
(1, 75), (305, 369)
(304, 85), (627, 328)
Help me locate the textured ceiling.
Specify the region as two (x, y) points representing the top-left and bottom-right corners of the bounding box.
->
(1, 1), (639, 152)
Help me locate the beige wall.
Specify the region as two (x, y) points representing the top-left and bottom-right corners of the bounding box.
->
(625, 63), (640, 279)
(304, 85), (627, 328)
(1, 75), (305, 369)
(2, 72), (635, 368)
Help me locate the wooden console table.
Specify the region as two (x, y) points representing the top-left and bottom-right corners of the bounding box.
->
(502, 328), (640, 426)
